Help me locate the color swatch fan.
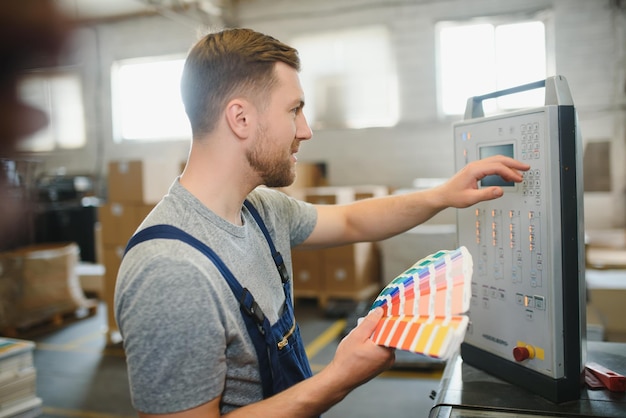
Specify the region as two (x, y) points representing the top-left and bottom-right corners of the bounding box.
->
(370, 246), (473, 360)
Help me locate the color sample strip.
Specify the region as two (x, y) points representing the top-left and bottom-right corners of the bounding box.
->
(371, 316), (469, 359)
(369, 246), (473, 360)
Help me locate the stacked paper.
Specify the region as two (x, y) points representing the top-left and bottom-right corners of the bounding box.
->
(370, 246), (472, 360)
(0, 338), (42, 418)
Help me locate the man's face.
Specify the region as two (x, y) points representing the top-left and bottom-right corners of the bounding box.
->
(246, 62), (312, 188)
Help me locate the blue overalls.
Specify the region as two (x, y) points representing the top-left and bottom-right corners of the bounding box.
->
(124, 200), (313, 399)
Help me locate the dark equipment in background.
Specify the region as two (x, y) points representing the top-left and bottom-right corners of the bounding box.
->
(34, 174), (100, 262)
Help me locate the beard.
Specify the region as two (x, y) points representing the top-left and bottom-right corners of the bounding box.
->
(246, 123), (296, 188)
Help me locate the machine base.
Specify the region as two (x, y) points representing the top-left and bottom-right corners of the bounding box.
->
(461, 342), (583, 403)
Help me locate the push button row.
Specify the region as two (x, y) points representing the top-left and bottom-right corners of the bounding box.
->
(515, 293), (546, 310)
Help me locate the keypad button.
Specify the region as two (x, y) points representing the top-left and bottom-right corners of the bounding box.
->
(534, 296), (546, 310)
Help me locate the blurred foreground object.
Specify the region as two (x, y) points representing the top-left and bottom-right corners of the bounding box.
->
(0, 0), (73, 248)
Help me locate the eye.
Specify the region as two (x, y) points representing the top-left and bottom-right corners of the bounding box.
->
(291, 100), (305, 116)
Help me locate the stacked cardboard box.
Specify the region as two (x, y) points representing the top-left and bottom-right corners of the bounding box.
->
(0, 338), (41, 418)
(100, 160), (181, 344)
(292, 185), (388, 307)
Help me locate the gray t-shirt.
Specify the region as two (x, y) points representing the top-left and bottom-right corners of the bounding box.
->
(114, 180), (317, 414)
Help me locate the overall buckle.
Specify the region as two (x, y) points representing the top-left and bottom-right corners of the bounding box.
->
(240, 288), (266, 330)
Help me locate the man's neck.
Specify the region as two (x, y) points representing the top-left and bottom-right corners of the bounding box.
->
(179, 149), (258, 226)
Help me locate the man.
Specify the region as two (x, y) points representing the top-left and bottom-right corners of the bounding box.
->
(115, 28), (530, 418)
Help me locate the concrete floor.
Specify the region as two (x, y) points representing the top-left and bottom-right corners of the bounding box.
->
(23, 267), (623, 417)
(29, 300), (443, 418)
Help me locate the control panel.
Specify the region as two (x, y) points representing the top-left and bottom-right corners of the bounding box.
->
(455, 76), (586, 403)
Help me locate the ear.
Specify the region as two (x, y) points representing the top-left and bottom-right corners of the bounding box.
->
(225, 98), (255, 139)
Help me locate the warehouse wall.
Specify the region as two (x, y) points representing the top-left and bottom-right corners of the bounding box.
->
(235, 0), (626, 229)
(34, 0), (626, 228)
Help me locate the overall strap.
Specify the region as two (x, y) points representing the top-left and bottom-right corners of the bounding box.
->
(243, 200), (290, 284)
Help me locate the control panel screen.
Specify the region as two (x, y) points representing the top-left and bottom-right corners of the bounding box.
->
(479, 143), (515, 187)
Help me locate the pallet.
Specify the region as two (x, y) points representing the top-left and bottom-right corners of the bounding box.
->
(0, 299), (98, 339)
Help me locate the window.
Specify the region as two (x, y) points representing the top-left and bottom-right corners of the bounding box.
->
(111, 56), (190, 142)
(437, 17), (548, 116)
(292, 26), (399, 129)
(17, 71), (86, 152)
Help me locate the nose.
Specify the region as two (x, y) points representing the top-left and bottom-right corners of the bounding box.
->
(296, 112), (313, 141)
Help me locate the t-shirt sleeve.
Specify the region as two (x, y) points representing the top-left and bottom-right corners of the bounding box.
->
(116, 249), (227, 414)
(248, 188), (317, 247)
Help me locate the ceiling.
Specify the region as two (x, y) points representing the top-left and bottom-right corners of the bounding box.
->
(57, 0), (227, 22)
(57, 0), (155, 20)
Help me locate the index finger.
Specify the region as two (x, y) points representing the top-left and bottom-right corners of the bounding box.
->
(475, 156), (530, 182)
(482, 155), (530, 170)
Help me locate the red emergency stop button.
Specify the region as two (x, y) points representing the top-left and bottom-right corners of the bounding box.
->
(513, 345), (535, 362)
(513, 346), (529, 361)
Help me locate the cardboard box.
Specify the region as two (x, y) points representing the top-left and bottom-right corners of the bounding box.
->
(278, 162), (327, 197)
(353, 185), (389, 200)
(291, 162), (327, 189)
(587, 288), (626, 340)
(99, 202), (154, 246)
(108, 160), (180, 204)
(604, 331), (626, 342)
(103, 245), (125, 343)
(302, 186), (357, 205)
(102, 245), (124, 288)
(299, 185), (388, 205)
(99, 203), (138, 246)
(98, 200), (151, 343)
(292, 249), (324, 296)
(135, 203), (154, 228)
(323, 243), (381, 294)
(291, 243), (382, 305)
